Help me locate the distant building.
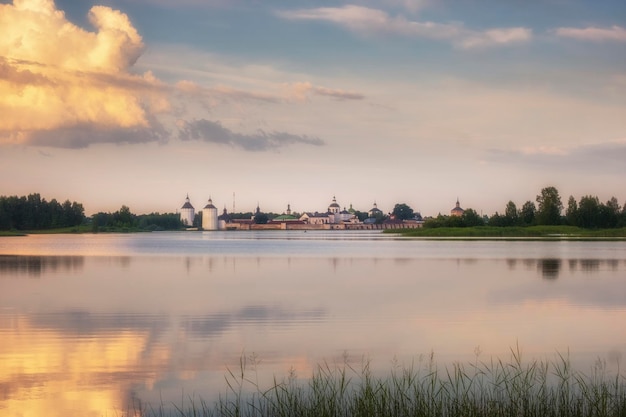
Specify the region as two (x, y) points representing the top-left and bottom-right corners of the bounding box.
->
(300, 196), (357, 225)
(183, 194), (421, 231)
(451, 198), (464, 217)
(368, 202), (382, 218)
(202, 197), (218, 230)
(180, 194), (195, 227)
(272, 204), (300, 223)
(299, 211), (332, 225)
(218, 207), (231, 230)
(339, 207), (355, 223)
(328, 196), (340, 218)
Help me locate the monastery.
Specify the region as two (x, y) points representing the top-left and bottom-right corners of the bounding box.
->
(179, 195), (425, 231)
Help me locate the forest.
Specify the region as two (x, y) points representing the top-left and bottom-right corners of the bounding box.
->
(0, 194), (182, 232)
(0, 193), (84, 230)
(424, 186), (626, 229)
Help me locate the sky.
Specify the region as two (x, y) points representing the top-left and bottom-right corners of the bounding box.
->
(1, 0), (625, 217)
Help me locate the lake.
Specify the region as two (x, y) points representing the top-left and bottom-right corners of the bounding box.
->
(1, 231), (625, 416)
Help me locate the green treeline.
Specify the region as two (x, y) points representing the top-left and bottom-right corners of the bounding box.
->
(0, 193), (84, 230)
(0, 194), (183, 232)
(426, 186), (626, 229)
(91, 205), (182, 232)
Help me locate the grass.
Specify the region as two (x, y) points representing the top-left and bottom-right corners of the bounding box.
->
(22, 225), (93, 234)
(390, 226), (626, 240)
(124, 348), (626, 417)
(0, 225), (171, 235)
(0, 230), (27, 236)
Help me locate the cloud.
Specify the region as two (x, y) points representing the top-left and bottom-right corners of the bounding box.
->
(24, 120), (170, 149)
(175, 80), (280, 103)
(276, 5), (531, 48)
(489, 139), (626, 175)
(555, 25), (626, 42)
(458, 27), (532, 49)
(178, 119), (325, 151)
(0, 0), (167, 147)
(287, 82), (365, 101)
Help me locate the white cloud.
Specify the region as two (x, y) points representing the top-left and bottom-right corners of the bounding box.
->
(277, 5), (531, 48)
(458, 27), (532, 49)
(0, 0), (166, 146)
(555, 25), (626, 42)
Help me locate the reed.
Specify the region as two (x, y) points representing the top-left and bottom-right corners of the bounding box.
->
(130, 348), (625, 417)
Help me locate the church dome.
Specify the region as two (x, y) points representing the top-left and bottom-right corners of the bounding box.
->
(181, 194), (194, 210)
(204, 198), (217, 209)
(451, 199), (464, 216)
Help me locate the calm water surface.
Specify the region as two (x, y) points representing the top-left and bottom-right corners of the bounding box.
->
(1, 231), (625, 416)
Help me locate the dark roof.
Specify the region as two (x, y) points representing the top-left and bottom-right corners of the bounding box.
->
(181, 202), (194, 209)
(303, 212), (331, 218)
(204, 203), (217, 209)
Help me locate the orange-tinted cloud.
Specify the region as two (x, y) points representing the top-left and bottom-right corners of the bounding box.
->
(0, 0), (167, 146)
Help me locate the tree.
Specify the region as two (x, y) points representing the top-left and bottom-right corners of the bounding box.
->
(504, 201), (519, 226)
(462, 208), (484, 227)
(254, 212), (268, 224)
(392, 203), (414, 220)
(353, 210), (369, 222)
(193, 212), (202, 228)
(520, 201), (536, 226)
(578, 195), (600, 228)
(536, 186), (563, 225)
(598, 197), (621, 229)
(488, 212), (505, 227)
(114, 205), (135, 227)
(565, 195), (579, 226)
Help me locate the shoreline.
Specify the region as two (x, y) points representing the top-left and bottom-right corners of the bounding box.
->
(3, 225), (626, 240)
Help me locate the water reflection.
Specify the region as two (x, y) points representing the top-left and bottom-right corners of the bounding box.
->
(538, 258), (561, 279)
(0, 255), (84, 277)
(0, 315), (170, 417)
(503, 258), (626, 279)
(1, 244), (625, 416)
(182, 306), (326, 338)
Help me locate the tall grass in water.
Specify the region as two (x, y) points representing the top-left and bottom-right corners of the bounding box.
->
(133, 348), (625, 417)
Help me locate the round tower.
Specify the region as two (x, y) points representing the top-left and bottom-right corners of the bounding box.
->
(202, 197), (218, 230)
(328, 196), (340, 214)
(180, 194), (195, 227)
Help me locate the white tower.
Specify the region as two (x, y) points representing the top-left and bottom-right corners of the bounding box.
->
(180, 194), (195, 227)
(202, 197), (218, 230)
